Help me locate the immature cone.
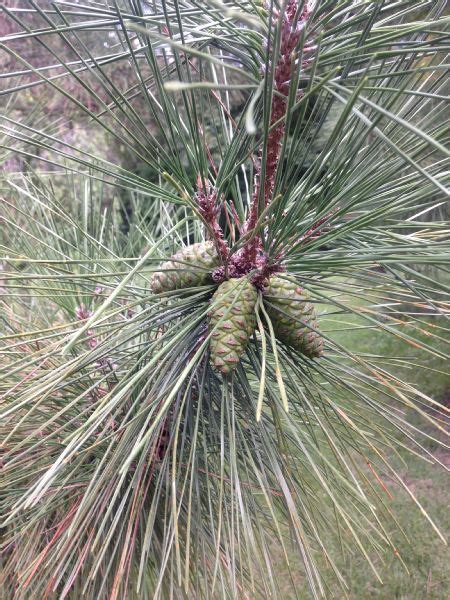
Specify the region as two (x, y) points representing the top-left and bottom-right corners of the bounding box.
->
(263, 276), (323, 358)
(150, 242), (220, 293)
(209, 277), (257, 374)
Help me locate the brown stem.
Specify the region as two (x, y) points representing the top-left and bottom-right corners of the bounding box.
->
(229, 2), (313, 281)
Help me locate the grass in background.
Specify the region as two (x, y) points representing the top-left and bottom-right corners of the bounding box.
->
(279, 281), (449, 598)
(283, 455), (449, 599)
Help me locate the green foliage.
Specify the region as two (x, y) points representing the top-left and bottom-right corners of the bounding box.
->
(0, 1), (449, 599)
(281, 449), (450, 599)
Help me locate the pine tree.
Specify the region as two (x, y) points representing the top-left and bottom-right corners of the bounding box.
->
(1, 2), (448, 599)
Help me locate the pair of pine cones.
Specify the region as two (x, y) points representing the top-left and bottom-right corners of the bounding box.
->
(150, 241), (323, 374)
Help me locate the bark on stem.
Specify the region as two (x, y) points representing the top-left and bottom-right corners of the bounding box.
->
(231, 1), (312, 279)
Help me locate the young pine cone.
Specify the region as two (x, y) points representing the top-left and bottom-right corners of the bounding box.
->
(150, 241), (220, 293)
(263, 276), (323, 358)
(209, 277), (257, 374)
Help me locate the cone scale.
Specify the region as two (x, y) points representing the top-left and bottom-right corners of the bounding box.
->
(209, 277), (257, 374)
(263, 276), (323, 358)
(150, 241), (220, 293)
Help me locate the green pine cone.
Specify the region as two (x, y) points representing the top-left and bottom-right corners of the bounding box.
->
(150, 241), (220, 293)
(209, 277), (257, 374)
(263, 276), (323, 358)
